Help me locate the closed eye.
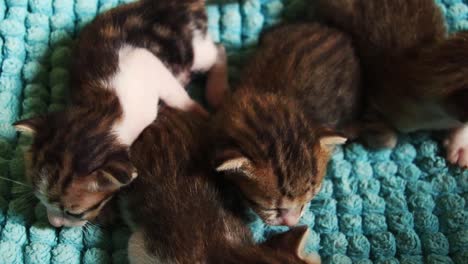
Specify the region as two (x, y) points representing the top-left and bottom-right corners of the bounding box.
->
(244, 196), (279, 211)
(65, 211), (84, 219)
(64, 196), (112, 219)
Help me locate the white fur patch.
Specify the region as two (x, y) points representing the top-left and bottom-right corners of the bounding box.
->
(191, 30), (218, 72)
(111, 45), (197, 145)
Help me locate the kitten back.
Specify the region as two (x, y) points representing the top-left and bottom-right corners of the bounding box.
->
(240, 23), (362, 128)
(315, 0), (466, 136)
(398, 31), (468, 122)
(316, 0), (447, 61)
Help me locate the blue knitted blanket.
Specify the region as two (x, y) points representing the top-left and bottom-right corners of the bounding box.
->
(0, 0), (467, 263)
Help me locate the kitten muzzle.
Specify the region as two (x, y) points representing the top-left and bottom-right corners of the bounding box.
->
(277, 207), (302, 226)
(265, 207), (302, 226)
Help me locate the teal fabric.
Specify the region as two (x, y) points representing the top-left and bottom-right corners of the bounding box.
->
(0, 0), (467, 263)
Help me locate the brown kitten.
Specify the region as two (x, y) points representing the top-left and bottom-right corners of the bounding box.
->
(212, 23), (361, 226)
(317, 0), (468, 167)
(123, 107), (320, 264)
(13, 0), (227, 227)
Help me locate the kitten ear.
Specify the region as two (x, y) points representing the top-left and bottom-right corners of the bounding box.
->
(263, 226), (309, 255)
(88, 162), (138, 192)
(215, 149), (251, 173)
(13, 117), (46, 135)
(318, 128), (347, 151)
(263, 226), (320, 263)
(320, 136), (347, 148)
(216, 157), (251, 172)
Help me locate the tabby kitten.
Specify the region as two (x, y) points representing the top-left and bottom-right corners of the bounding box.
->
(13, 0), (227, 227)
(317, 0), (468, 167)
(123, 107), (320, 264)
(212, 23), (361, 226)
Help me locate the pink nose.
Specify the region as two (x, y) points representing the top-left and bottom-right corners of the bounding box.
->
(278, 208), (301, 226)
(47, 210), (64, 227)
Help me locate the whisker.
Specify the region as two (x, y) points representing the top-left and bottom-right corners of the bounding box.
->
(11, 188), (35, 198)
(11, 185), (33, 192)
(86, 221), (107, 231)
(12, 193), (34, 199)
(11, 189), (33, 196)
(0, 176), (32, 188)
(23, 194), (36, 200)
(83, 223), (92, 233)
(86, 222), (98, 229)
(36, 189), (52, 199)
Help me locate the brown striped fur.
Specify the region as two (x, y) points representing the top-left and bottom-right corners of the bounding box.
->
(316, 0), (468, 140)
(14, 0), (212, 226)
(123, 107), (320, 263)
(213, 23), (360, 226)
(317, 0), (468, 168)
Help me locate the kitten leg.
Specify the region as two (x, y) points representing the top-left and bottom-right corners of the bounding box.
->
(360, 122), (398, 149)
(444, 125), (468, 168)
(344, 117), (398, 149)
(352, 108), (399, 149)
(206, 45), (229, 110)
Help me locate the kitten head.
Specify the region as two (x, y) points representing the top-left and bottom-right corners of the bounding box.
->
(214, 92), (345, 226)
(14, 109), (137, 227)
(261, 226), (321, 264)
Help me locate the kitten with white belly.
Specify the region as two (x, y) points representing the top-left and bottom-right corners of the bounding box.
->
(12, 0), (228, 227)
(317, 0), (468, 167)
(123, 107), (320, 264)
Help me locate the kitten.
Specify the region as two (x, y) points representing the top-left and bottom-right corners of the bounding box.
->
(212, 23), (361, 226)
(317, 0), (468, 167)
(12, 0), (227, 227)
(123, 107), (320, 264)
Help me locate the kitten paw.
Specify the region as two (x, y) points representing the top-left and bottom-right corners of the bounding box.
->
(363, 131), (398, 149)
(444, 126), (468, 168)
(360, 122), (398, 149)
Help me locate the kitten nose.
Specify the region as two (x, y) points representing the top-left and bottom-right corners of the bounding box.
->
(47, 209), (64, 227)
(278, 208), (301, 226)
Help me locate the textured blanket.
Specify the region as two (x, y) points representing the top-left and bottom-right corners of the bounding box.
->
(0, 0), (467, 263)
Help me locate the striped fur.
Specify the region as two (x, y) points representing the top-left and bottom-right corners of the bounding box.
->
(124, 107), (319, 264)
(317, 0), (468, 167)
(213, 23), (360, 226)
(14, 0), (214, 227)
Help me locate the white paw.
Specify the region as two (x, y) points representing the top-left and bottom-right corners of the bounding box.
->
(191, 31), (218, 72)
(444, 125), (468, 168)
